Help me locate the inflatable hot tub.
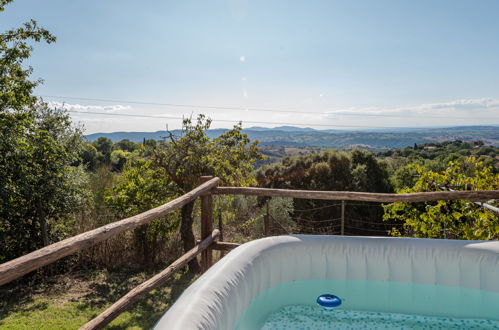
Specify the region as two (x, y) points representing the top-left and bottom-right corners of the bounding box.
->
(155, 235), (499, 329)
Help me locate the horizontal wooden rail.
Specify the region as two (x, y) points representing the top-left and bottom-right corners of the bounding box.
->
(213, 187), (499, 203)
(0, 177), (220, 287)
(80, 229), (220, 330)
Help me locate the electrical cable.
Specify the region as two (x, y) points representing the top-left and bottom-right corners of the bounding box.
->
(41, 94), (499, 120)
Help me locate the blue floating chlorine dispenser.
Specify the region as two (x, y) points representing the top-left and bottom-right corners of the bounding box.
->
(317, 294), (342, 310)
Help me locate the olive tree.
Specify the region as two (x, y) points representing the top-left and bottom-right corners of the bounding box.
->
(106, 115), (263, 271)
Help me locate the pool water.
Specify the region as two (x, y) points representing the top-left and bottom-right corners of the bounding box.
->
(262, 306), (499, 329)
(235, 279), (499, 329)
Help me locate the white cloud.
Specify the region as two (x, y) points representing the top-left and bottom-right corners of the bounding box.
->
(323, 98), (499, 117)
(423, 98), (499, 110)
(47, 101), (131, 113)
(239, 55), (246, 62)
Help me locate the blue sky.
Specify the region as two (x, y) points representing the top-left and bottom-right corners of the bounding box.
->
(2, 0), (499, 133)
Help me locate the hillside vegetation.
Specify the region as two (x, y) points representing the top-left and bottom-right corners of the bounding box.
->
(1, 1), (498, 327)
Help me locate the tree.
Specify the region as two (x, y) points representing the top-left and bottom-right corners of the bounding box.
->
(106, 115), (263, 271)
(105, 159), (177, 266)
(143, 138), (157, 149)
(92, 137), (113, 165)
(114, 139), (140, 152)
(0, 105), (88, 262)
(110, 149), (131, 172)
(383, 157), (499, 240)
(255, 149), (393, 234)
(0, 1), (88, 262)
(1, 0), (55, 112)
(390, 163), (421, 191)
(80, 142), (99, 170)
(154, 115), (263, 271)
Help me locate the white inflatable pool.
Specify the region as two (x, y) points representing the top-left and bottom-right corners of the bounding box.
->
(155, 235), (499, 329)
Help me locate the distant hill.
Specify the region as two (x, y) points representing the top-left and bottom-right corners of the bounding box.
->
(85, 129), (231, 142)
(246, 126), (317, 132)
(85, 125), (499, 149)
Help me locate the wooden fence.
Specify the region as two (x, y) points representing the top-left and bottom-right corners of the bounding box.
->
(0, 175), (497, 329)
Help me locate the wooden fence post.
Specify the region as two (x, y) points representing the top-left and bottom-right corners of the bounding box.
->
(264, 201), (270, 236)
(341, 200), (345, 236)
(200, 176), (214, 271)
(218, 210), (225, 258)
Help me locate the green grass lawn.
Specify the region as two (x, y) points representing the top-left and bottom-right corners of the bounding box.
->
(0, 268), (197, 329)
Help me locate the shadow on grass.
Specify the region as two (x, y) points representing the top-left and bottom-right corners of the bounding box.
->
(0, 281), (38, 319)
(0, 267), (198, 329)
(78, 269), (197, 329)
(0, 277), (54, 328)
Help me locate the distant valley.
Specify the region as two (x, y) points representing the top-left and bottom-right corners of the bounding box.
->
(85, 125), (499, 150)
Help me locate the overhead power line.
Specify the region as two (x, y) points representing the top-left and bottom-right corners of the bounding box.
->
(66, 110), (399, 129)
(40, 95), (499, 120)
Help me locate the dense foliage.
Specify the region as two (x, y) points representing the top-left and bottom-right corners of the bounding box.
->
(105, 115), (263, 270)
(256, 149), (394, 235)
(380, 140), (498, 163)
(380, 141), (499, 191)
(383, 157), (499, 240)
(104, 158), (176, 266)
(0, 106), (88, 262)
(0, 2), (87, 263)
